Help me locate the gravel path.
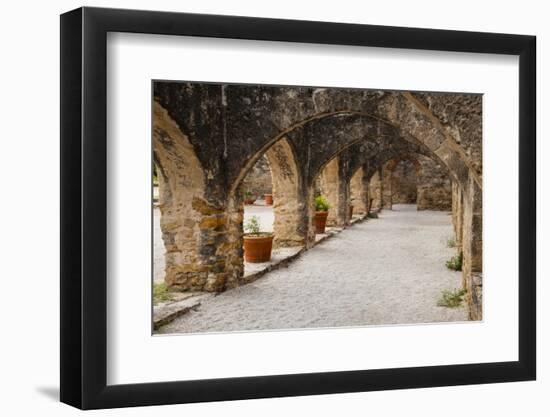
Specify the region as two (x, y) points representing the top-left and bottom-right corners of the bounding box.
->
(159, 204), (467, 333)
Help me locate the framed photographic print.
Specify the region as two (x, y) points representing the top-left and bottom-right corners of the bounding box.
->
(60, 6), (536, 409)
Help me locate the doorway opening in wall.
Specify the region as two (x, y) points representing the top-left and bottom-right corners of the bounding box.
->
(152, 80), (483, 335)
(392, 159), (418, 212)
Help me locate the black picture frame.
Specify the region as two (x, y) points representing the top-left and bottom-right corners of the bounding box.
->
(60, 6), (536, 410)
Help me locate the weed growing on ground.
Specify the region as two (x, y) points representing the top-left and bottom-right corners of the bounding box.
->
(153, 282), (175, 305)
(437, 288), (466, 308)
(447, 237), (456, 248)
(445, 253), (463, 271)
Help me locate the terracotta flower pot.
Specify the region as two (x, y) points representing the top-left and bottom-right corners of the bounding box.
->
(264, 193), (273, 205)
(349, 204), (354, 219)
(243, 233), (274, 263)
(244, 198), (256, 205)
(314, 210), (329, 234)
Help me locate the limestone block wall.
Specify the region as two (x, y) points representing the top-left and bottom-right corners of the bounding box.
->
(381, 163), (393, 209)
(391, 160), (417, 204)
(153, 82), (482, 322)
(451, 181), (464, 249)
(417, 155), (452, 211)
(369, 170), (382, 211)
(154, 103), (237, 292)
(350, 167), (368, 215)
(318, 158), (342, 226)
(461, 177), (483, 320)
(265, 138), (308, 248)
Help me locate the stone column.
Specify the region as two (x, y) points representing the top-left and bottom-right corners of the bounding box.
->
(265, 138), (309, 248)
(319, 158), (345, 226)
(451, 181), (464, 248)
(416, 156), (452, 211)
(461, 176), (483, 320)
(369, 169), (382, 211)
(350, 166), (369, 215)
(391, 160), (418, 204)
(154, 101), (241, 293)
(381, 162), (393, 210)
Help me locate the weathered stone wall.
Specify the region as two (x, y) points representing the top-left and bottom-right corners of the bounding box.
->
(461, 178), (483, 320)
(369, 170), (382, 211)
(241, 155), (272, 200)
(350, 167), (368, 215)
(318, 158), (342, 226)
(451, 181), (464, 249)
(154, 102), (234, 292)
(265, 138), (308, 247)
(417, 155), (452, 211)
(153, 81), (482, 321)
(391, 160), (417, 204)
(381, 163), (393, 209)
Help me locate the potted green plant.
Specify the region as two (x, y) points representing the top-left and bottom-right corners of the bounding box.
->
(264, 193), (273, 205)
(243, 215), (274, 263)
(314, 195), (330, 234)
(244, 190), (256, 205)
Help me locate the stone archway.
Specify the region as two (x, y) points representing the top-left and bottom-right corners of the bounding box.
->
(153, 82), (483, 321)
(264, 138), (307, 248)
(153, 102), (228, 292)
(380, 157), (422, 210)
(349, 167), (369, 216)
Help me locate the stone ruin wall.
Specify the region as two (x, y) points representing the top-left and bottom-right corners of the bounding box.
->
(417, 156), (452, 211)
(391, 160), (417, 204)
(369, 170), (382, 211)
(153, 82), (482, 320)
(241, 156), (273, 200)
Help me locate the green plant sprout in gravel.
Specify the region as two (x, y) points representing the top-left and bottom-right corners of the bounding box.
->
(315, 195), (330, 211)
(244, 215), (262, 235)
(437, 288), (466, 308)
(447, 236), (456, 248)
(153, 282), (175, 306)
(445, 252), (463, 271)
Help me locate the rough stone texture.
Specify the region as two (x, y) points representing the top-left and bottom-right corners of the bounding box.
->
(461, 177), (483, 320)
(265, 138), (308, 247)
(451, 181), (464, 249)
(152, 81), (482, 320)
(318, 158), (342, 226)
(413, 92), (483, 180)
(350, 167), (368, 214)
(381, 161), (394, 209)
(369, 170), (382, 211)
(153, 102), (228, 292)
(373, 154), (452, 212)
(416, 155), (452, 211)
(392, 160), (417, 204)
(241, 155), (272, 200)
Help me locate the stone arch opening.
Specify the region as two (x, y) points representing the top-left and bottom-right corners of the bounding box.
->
(381, 157), (422, 210)
(153, 83), (482, 321)
(349, 167), (368, 217)
(224, 136), (307, 288)
(153, 102), (221, 292)
(391, 160), (419, 207)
